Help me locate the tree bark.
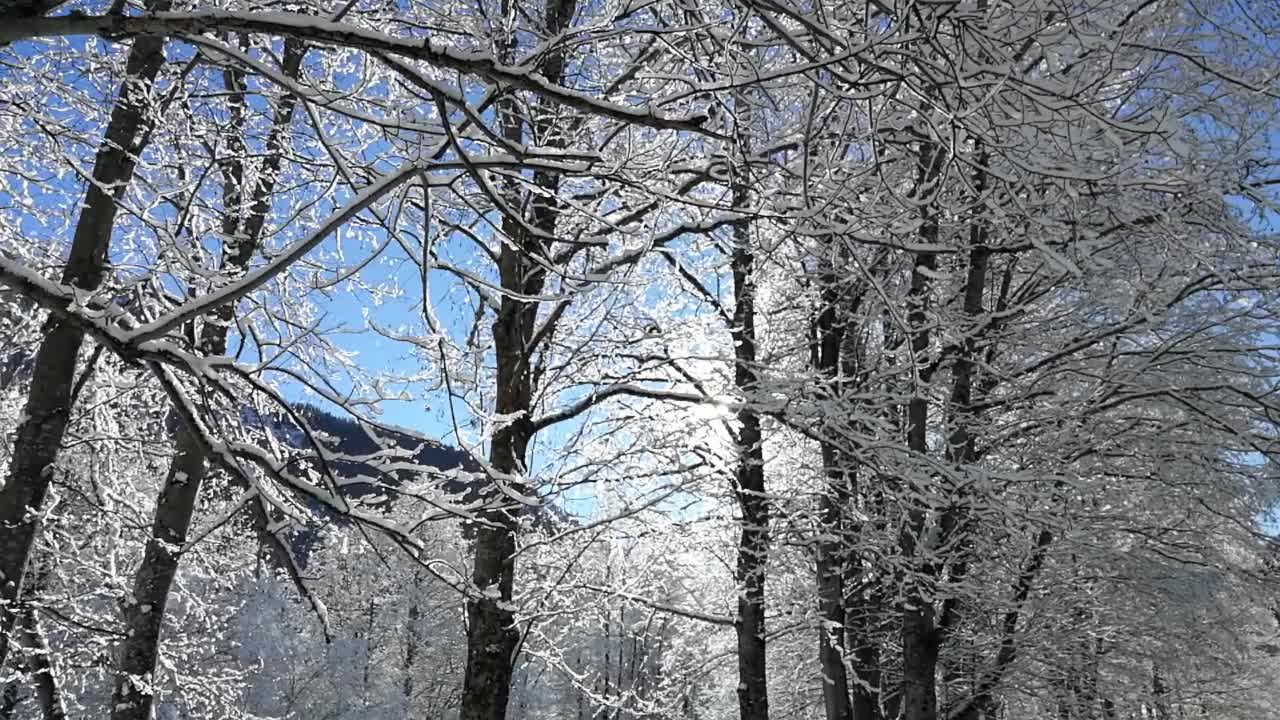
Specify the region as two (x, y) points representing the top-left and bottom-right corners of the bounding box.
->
(811, 262), (856, 720)
(0, 6), (168, 672)
(730, 161), (769, 720)
(403, 570), (422, 706)
(899, 135), (945, 720)
(108, 38), (304, 720)
(459, 3), (574, 718)
(19, 608), (65, 720)
(816, 475), (853, 720)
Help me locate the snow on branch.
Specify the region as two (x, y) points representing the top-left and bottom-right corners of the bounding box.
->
(2, 10), (719, 136)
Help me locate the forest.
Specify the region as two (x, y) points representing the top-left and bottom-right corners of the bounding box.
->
(0, 0), (1278, 719)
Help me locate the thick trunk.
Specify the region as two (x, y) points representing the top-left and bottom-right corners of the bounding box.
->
(847, 474), (885, 720)
(459, 463), (523, 720)
(107, 40), (304, 720)
(1151, 666), (1171, 720)
(811, 249), (884, 720)
(901, 601), (940, 720)
(0, 13), (168, 670)
(458, 1), (573, 717)
(849, 633), (880, 720)
(1, 565), (63, 720)
(458, 122), (541, 720)
(460, 211), (543, 718)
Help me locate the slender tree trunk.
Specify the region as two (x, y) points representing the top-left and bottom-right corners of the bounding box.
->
(900, 121), (1000, 720)
(362, 598), (376, 708)
(461, 458), (524, 720)
(730, 165), (769, 720)
(462, 273), (543, 716)
(459, 3), (574, 718)
(900, 135), (945, 720)
(812, 267), (856, 720)
(849, 483), (886, 720)
(816, 478), (853, 720)
(19, 608), (65, 720)
(576, 649), (586, 720)
(949, 528), (1052, 720)
(108, 39), (304, 720)
(900, 310), (939, 720)
(457, 93), (540, 716)
(2, 564), (64, 720)
(403, 570), (421, 707)
(0, 6), (168, 671)
(110, 440), (208, 719)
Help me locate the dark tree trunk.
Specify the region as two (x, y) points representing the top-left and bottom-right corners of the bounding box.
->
(811, 262), (856, 720)
(459, 2), (574, 718)
(848, 479), (886, 720)
(731, 183), (769, 720)
(462, 506), (523, 720)
(459, 154), (550, 714)
(109, 440), (209, 719)
(899, 135), (945, 720)
(108, 39), (304, 720)
(403, 571), (422, 705)
(0, 8), (168, 671)
(816, 479), (853, 720)
(899, 123), (1000, 720)
(900, 602), (941, 720)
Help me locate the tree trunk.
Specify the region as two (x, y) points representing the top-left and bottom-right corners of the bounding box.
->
(812, 268), (855, 720)
(460, 195), (546, 716)
(816, 481), (853, 720)
(110, 438), (208, 719)
(847, 485), (885, 720)
(460, 476), (524, 720)
(19, 608), (65, 720)
(811, 237), (890, 720)
(899, 135), (944, 720)
(459, 2), (574, 717)
(0, 6), (168, 671)
(901, 603), (941, 720)
(457, 114), (538, 720)
(731, 176), (769, 720)
(403, 570), (421, 707)
(108, 39), (304, 720)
